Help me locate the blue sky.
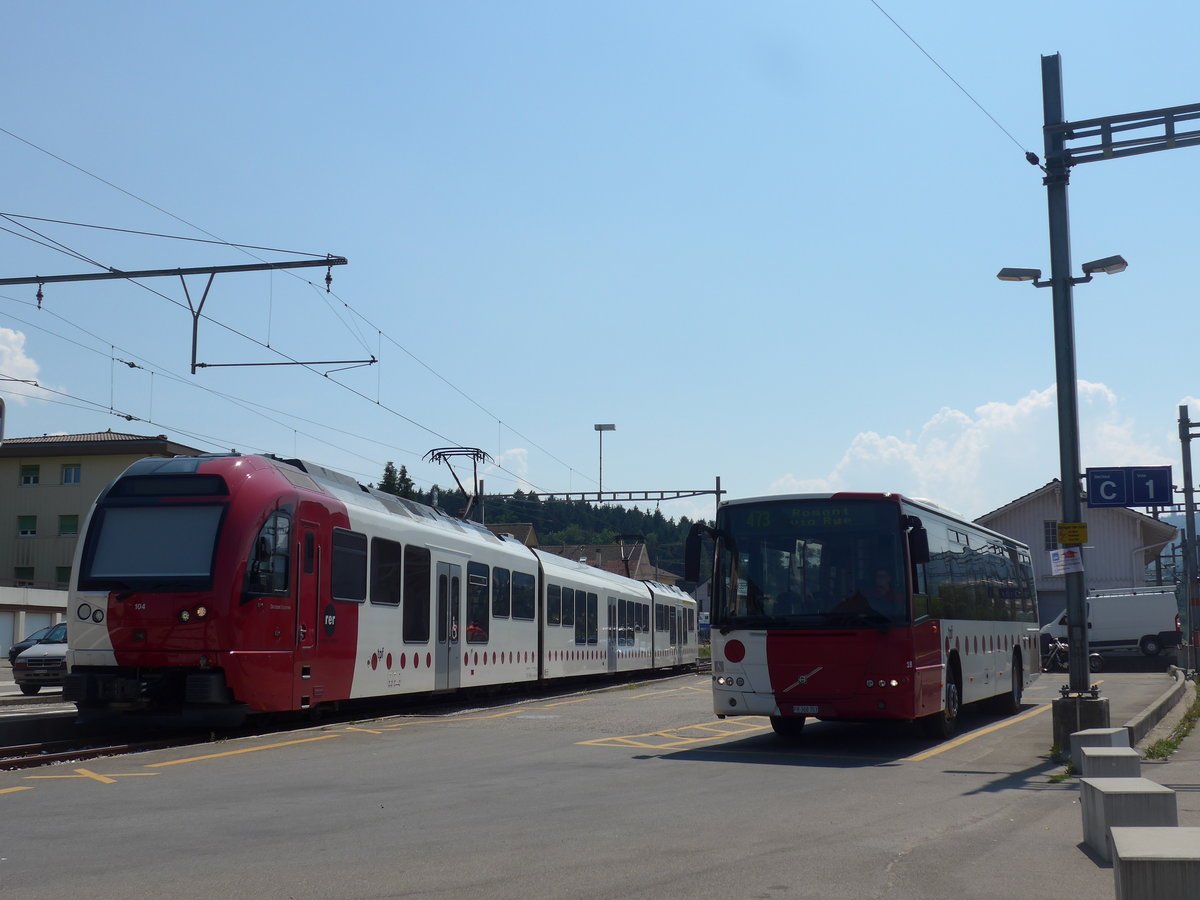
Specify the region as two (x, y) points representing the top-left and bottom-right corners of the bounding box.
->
(2, 1), (1199, 525)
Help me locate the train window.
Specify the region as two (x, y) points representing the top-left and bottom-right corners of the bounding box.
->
(403, 546), (431, 642)
(561, 587), (574, 626)
(492, 568), (511, 618)
(370, 538), (402, 607)
(547, 584), (561, 626)
(512, 572), (535, 620)
(617, 597), (626, 642)
(331, 529), (367, 602)
(245, 511), (291, 597)
(574, 591), (586, 644)
(586, 593), (599, 644)
(466, 562), (489, 642)
(304, 532), (315, 575)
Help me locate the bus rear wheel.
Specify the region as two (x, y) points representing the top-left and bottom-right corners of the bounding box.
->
(770, 715), (806, 738)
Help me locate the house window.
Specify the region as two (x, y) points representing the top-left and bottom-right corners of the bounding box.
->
(17, 515), (37, 537)
(14, 567), (35, 586)
(58, 515), (79, 536)
(61, 464), (81, 485)
(1043, 520), (1059, 552)
(56, 566), (72, 587)
(20, 465), (39, 486)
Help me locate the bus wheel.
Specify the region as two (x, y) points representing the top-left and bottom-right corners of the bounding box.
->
(770, 716), (806, 738)
(996, 659), (1022, 716)
(923, 672), (960, 740)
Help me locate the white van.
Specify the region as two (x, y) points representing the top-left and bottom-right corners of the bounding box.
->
(1040, 587), (1181, 656)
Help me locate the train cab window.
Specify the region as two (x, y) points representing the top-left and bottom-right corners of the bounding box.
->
(245, 511), (291, 597)
(466, 562), (489, 643)
(331, 529), (367, 602)
(511, 572), (535, 620)
(370, 538), (402, 607)
(492, 567), (511, 618)
(561, 588), (575, 627)
(547, 585), (561, 625)
(403, 546), (431, 642)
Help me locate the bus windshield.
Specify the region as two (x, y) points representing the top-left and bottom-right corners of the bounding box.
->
(716, 498), (907, 629)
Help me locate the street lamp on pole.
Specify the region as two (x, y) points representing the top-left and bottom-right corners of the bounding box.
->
(996, 253), (1126, 698)
(594, 424), (615, 496)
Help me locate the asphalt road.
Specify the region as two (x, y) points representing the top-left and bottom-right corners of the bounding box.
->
(0, 664), (1181, 900)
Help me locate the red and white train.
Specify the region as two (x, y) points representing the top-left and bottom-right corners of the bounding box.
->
(64, 453), (697, 723)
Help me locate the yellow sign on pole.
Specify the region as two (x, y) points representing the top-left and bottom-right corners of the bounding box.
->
(1057, 522), (1088, 546)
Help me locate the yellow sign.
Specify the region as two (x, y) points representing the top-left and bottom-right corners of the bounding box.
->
(1057, 522), (1088, 546)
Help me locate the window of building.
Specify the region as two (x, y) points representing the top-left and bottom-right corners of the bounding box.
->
(20, 465), (39, 486)
(58, 515), (79, 537)
(14, 566), (35, 586)
(56, 566), (72, 587)
(61, 464), (81, 485)
(17, 515), (36, 537)
(1043, 520), (1059, 552)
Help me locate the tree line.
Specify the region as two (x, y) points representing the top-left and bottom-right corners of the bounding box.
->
(375, 462), (711, 584)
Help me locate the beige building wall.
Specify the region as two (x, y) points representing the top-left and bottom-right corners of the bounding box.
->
(0, 433), (203, 590)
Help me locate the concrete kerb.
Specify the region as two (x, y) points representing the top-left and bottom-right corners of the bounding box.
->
(1124, 666), (1189, 748)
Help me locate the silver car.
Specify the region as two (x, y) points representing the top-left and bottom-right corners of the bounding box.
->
(12, 622), (67, 695)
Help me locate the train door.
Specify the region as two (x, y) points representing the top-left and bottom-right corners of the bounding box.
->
(669, 605), (680, 666)
(294, 523), (320, 707)
(606, 597), (617, 672)
(435, 561), (462, 692)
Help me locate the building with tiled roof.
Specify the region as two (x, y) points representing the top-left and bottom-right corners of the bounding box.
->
(975, 479), (1176, 625)
(538, 541), (680, 586)
(1, 432), (204, 652)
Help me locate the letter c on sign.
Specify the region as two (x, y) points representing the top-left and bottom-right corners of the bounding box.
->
(1100, 479), (1117, 501)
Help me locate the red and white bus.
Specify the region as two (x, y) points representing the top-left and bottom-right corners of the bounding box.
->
(685, 492), (1040, 738)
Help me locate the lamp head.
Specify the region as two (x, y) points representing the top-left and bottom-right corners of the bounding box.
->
(1081, 255), (1128, 276)
(996, 267), (1043, 282)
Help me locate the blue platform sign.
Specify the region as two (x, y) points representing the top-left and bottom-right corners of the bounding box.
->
(1086, 466), (1172, 508)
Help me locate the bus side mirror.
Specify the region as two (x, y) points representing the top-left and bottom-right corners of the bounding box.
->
(906, 517), (930, 565)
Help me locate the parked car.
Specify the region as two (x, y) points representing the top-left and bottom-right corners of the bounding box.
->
(7, 623), (55, 665)
(11, 622), (67, 695)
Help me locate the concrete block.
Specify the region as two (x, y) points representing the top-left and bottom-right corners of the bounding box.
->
(1070, 726), (1128, 772)
(1080, 778), (1177, 863)
(1054, 697), (1111, 753)
(1080, 746), (1141, 778)
(1111, 827), (1200, 900)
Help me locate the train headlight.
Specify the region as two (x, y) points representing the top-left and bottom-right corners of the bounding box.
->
(92, 609), (104, 624)
(195, 606), (208, 619)
(178, 609), (192, 623)
(866, 679), (875, 688)
(78, 603), (93, 620)
(889, 679), (899, 687)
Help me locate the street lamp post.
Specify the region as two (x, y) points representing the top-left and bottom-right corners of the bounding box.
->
(594, 424), (615, 496)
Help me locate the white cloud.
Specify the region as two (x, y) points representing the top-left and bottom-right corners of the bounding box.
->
(491, 447), (537, 493)
(0, 327), (42, 403)
(771, 381), (1169, 520)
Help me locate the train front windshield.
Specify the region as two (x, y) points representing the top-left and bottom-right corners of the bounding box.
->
(80, 505), (225, 590)
(715, 499), (909, 629)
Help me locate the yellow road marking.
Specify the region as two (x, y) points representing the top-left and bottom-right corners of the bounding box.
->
(0, 786), (33, 794)
(578, 718), (771, 750)
(902, 703), (1052, 762)
(344, 726), (384, 735)
(25, 768), (159, 784)
(145, 734), (340, 767)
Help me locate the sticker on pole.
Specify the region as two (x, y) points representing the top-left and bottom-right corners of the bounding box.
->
(1050, 548), (1084, 575)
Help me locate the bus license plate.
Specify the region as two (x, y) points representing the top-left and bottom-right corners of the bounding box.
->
(792, 705), (818, 715)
